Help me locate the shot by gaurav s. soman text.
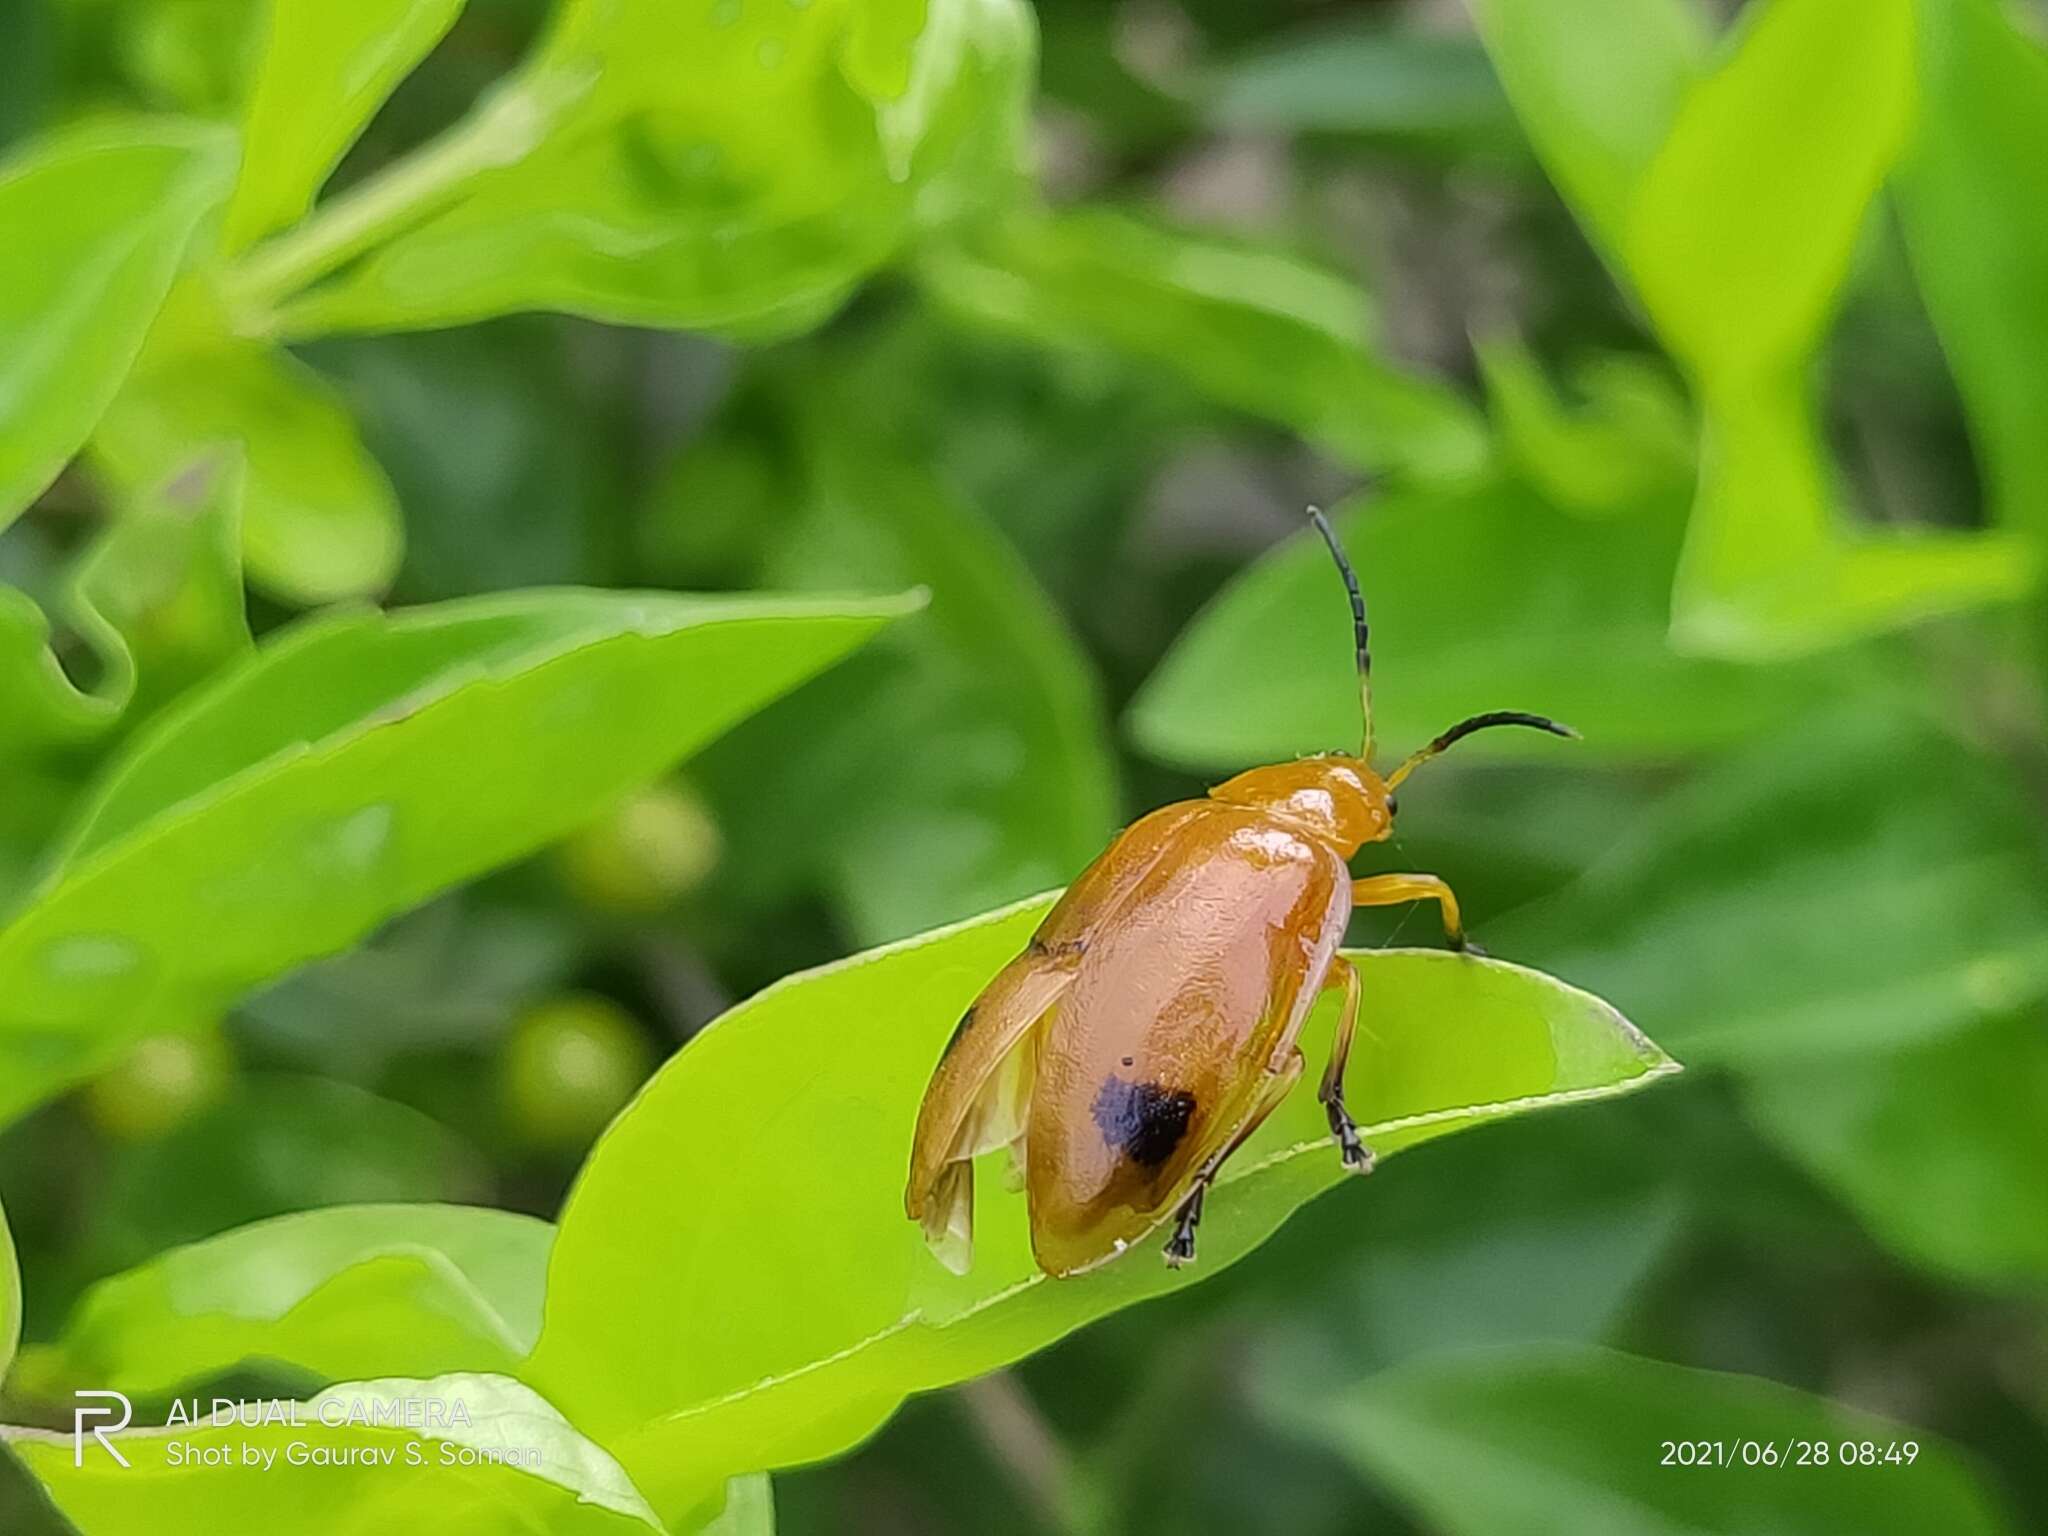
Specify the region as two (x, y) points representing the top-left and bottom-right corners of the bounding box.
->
(0, 0), (2043, 1533)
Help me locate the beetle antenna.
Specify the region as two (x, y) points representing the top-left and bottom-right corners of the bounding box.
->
(1384, 711), (1578, 789)
(1306, 506), (1373, 760)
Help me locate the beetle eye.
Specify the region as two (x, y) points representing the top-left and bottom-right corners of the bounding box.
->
(1386, 795), (1399, 817)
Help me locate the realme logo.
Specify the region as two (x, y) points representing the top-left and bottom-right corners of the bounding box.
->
(72, 1390), (131, 1468)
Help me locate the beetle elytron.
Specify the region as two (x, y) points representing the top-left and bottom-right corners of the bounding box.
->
(906, 508), (1574, 1277)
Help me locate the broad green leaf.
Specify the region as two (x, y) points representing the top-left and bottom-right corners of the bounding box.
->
(922, 208), (1487, 481)
(522, 893), (1675, 1519)
(1625, 0), (1915, 381)
(1495, 707), (2048, 1070)
(86, 1076), (490, 1280)
(0, 1192), (17, 1386)
(1672, 372), (2037, 658)
(222, 0), (469, 252)
(19, 1204), (549, 1402)
(1467, 0), (1706, 249)
(8, 1372), (665, 1535)
(0, 588), (917, 1123)
(271, 0), (1033, 336)
(0, 120), (233, 527)
(1262, 1344), (2016, 1535)
(93, 285), (403, 604)
(695, 407), (1117, 944)
(1745, 1015), (2048, 1287)
(1128, 479), (1830, 772)
(1898, 0), (2048, 550)
(1200, 22), (1521, 155)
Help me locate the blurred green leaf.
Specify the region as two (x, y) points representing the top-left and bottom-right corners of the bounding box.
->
(1745, 1015), (2048, 1288)
(222, 0), (468, 253)
(1624, 0), (1913, 381)
(1898, 0), (2048, 552)
(1672, 373), (2037, 659)
(1129, 479), (1829, 772)
(1199, 22), (1521, 155)
(308, 320), (617, 601)
(1468, 0), (1706, 250)
(1475, 338), (1692, 516)
(67, 451), (250, 728)
(87, 1076), (490, 1277)
(521, 893), (1674, 1519)
(0, 119), (233, 526)
(0, 1193), (18, 1386)
(1496, 708), (2048, 1070)
(698, 1475), (775, 1536)
(1263, 1344), (2017, 1535)
(20, 1203), (548, 1401)
(93, 285), (403, 604)
(0, 588), (917, 1122)
(268, 0), (1033, 336)
(923, 208), (1487, 481)
(0, 455), (245, 757)
(697, 409), (1117, 943)
(10, 1372), (666, 1534)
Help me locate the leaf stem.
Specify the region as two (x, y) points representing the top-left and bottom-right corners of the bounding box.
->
(221, 67), (593, 331)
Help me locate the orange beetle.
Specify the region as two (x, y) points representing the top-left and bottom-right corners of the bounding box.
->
(905, 509), (1575, 1277)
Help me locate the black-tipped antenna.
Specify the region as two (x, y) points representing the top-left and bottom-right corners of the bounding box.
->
(1306, 506), (1373, 760)
(1384, 711), (1578, 789)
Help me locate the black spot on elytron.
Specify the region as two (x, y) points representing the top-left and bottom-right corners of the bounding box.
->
(942, 1006), (976, 1056)
(1090, 1076), (1197, 1168)
(1121, 1055), (1134, 1067)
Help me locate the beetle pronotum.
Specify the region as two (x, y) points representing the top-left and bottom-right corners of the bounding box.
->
(906, 507), (1575, 1277)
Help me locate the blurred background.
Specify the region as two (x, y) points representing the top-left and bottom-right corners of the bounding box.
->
(3, 0), (2047, 1530)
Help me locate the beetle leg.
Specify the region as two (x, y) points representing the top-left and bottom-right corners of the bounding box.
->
(1162, 1050), (1304, 1268)
(1316, 954), (1374, 1174)
(1352, 872), (1477, 952)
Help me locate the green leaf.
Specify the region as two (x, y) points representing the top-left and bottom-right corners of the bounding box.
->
(65, 451), (251, 732)
(1467, 0), (1706, 250)
(93, 285), (404, 604)
(1897, 0), (2048, 551)
(222, 0), (468, 253)
(1744, 1015), (2048, 1287)
(18, 1203), (549, 1402)
(1474, 338), (1693, 516)
(0, 119), (234, 527)
(695, 408), (1117, 944)
(0, 588), (917, 1123)
(922, 208), (1487, 481)
(0, 1192), (18, 1388)
(1672, 371), (2037, 659)
(1199, 22), (1521, 156)
(1495, 707), (2048, 1070)
(1624, 0), (1914, 381)
(1262, 1344), (2017, 1535)
(521, 893), (1675, 1519)
(1127, 479), (1828, 772)
(8, 1372), (666, 1534)
(698, 1475), (775, 1536)
(270, 0), (1034, 336)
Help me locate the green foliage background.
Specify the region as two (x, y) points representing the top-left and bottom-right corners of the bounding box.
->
(2, 0), (2046, 1531)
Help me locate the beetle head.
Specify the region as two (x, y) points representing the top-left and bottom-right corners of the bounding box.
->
(1209, 755), (1392, 856)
